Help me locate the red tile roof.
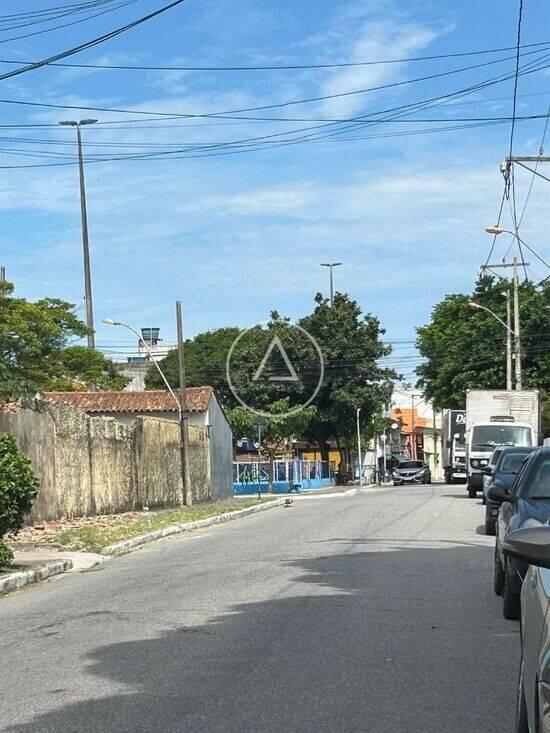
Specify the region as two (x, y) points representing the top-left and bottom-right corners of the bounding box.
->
(45, 387), (213, 414)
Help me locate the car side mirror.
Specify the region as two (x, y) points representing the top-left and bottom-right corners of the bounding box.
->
(502, 526), (550, 570)
(482, 466), (493, 476)
(488, 484), (512, 503)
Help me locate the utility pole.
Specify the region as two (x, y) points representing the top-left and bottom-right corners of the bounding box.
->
(59, 118), (97, 348)
(356, 407), (362, 487)
(505, 290), (513, 391)
(483, 260), (527, 390)
(410, 394), (416, 460)
(512, 257), (522, 390)
(176, 301), (192, 506)
(320, 262), (342, 307)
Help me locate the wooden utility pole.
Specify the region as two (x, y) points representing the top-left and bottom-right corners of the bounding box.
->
(176, 301), (192, 506)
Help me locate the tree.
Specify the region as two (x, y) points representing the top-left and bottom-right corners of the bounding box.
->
(416, 275), (550, 413)
(228, 399), (315, 490)
(145, 327), (241, 405)
(0, 433), (39, 566)
(49, 346), (130, 391)
(298, 293), (395, 468)
(0, 280), (128, 399)
(146, 294), (396, 468)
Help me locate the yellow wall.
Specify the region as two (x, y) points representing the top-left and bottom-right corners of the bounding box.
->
(302, 449), (340, 463)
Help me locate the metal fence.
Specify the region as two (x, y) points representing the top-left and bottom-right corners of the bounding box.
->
(233, 459), (335, 494)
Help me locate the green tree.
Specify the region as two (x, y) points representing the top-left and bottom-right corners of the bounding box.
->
(145, 327), (241, 404)
(49, 346), (129, 391)
(228, 399), (315, 489)
(0, 280), (128, 399)
(298, 292), (395, 467)
(416, 275), (550, 414)
(0, 433), (39, 566)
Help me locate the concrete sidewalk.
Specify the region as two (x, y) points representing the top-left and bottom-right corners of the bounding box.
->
(0, 549), (104, 595)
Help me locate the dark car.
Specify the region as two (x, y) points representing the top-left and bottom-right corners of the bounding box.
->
(500, 525), (550, 732)
(492, 447), (550, 620)
(392, 460), (431, 486)
(483, 446), (536, 535)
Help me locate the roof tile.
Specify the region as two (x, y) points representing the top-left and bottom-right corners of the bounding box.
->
(44, 387), (213, 414)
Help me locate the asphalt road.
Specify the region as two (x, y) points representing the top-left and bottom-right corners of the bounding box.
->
(0, 484), (519, 733)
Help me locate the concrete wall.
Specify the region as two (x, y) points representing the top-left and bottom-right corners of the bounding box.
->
(0, 401), (213, 523)
(207, 398), (233, 499)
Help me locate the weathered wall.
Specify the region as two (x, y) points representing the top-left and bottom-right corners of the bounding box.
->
(207, 398), (233, 499)
(0, 401), (213, 523)
(0, 404), (58, 523)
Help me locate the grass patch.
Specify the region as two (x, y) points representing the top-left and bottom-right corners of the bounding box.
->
(56, 499), (273, 553)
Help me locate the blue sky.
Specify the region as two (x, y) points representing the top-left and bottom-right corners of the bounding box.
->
(3, 0), (550, 379)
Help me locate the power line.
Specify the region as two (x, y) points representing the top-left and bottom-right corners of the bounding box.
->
(0, 0), (187, 84)
(1, 39), (549, 72)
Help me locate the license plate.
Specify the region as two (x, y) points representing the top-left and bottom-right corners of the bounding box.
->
(454, 473), (467, 478)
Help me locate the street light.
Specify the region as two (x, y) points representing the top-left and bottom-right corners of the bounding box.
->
(469, 301), (514, 390)
(102, 318), (180, 411)
(103, 317), (191, 505)
(60, 118), (98, 349)
(483, 225), (524, 389)
(320, 262), (342, 307)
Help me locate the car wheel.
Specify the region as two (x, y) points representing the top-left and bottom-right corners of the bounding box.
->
(481, 493), (486, 505)
(484, 505), (495, 536)
(468, 482), (477, 498)
(503, 566), (521, 620)
(494, 544), (505, 596)
(515, 658), (529, 733)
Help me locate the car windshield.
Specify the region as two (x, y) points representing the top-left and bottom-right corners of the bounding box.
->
(471, 425), (532, 450)
(524, 456), (550, 499)
(397, 461), (423, 469)
(497, 452), (530, 474)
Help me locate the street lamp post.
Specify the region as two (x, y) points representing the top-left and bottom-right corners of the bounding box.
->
(469, 301), (515, 390)
(484, 226), (526, 389)
(320, 262), (342, 306)
(103, 317), (191, 506)
(59, 118), (98, 349)
(356, 407), (362, 488)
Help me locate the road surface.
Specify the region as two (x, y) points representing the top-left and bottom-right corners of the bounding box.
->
(0, 484), (519, 732)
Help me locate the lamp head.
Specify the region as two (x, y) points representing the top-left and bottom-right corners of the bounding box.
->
(102, 318), (119, 326)
(485, 225), (504, 235)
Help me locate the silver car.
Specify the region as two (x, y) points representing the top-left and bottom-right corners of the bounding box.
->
(502, 525), (550, 732)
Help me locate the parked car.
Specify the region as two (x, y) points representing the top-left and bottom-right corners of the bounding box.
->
(491, 447), (550, 619)
(481, 447), (504, 505)
(500, 525), (550, 732)
(392, 460), (431, 486)
(483, 446), (536, 535)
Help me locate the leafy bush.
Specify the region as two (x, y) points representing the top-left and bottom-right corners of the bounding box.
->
(0, 433), (38, 566)
(0, 539), (13, 567)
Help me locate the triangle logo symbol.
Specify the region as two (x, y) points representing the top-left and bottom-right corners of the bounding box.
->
(252, 335), (300, 383)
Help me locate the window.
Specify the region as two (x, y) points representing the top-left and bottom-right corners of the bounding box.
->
(471, 425), (532, 449)
(498, 452), (530, 474)
(398, 461), (424, 469)
(524, 456), (550, 499)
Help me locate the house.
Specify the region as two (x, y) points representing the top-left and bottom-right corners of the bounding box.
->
(45, 387), (233, 499)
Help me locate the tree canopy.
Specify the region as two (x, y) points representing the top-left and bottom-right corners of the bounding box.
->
(416, 275), (550, 410)
(0, 280), (128, 398)
(148, 292), (395, 462)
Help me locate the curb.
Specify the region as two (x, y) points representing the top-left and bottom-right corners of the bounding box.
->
(0, 558), (73, 596)
(101, 498), (286, 556)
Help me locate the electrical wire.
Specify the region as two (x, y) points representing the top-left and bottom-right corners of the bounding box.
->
(0, 0), (187, 84)
(0, 39), (549, 71)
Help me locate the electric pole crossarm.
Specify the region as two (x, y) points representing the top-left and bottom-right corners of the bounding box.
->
(507, 156), (550, 162)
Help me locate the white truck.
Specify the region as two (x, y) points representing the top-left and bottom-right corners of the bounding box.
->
(442, 409), (467, 484)
(465, 389), (540, 498)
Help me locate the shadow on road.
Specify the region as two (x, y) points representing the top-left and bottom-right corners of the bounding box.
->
(4, 543), (519, 733)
